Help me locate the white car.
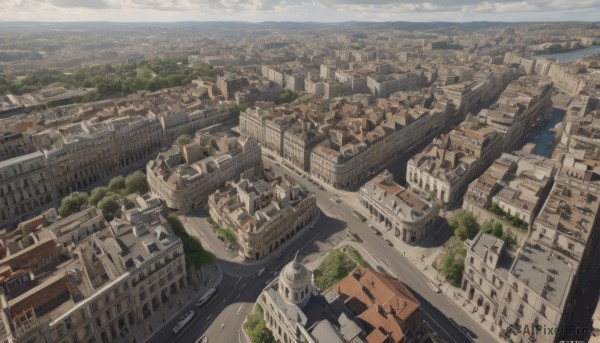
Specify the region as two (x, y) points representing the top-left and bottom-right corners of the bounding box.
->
(257, 267), (267, 276)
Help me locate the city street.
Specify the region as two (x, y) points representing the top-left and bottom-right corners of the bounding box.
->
(148, 154), (500, 343)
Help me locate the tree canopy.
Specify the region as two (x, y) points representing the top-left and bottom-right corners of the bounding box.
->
(108, 175), (126, 193)
(58, 192), (89, 218)
(97, 193), (121, 221)
(244, 305), (275, 343)
(125, 171), (149, 195)
(175, 134), (191, 147)
(448, 210), (480, 241)
(88, 186), (109, 206)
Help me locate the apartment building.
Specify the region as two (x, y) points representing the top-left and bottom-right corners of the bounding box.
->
(0, 194), (187, 343)
(0, 132), (34, 161)
(208, 173), (316, 260)
(461, 232), (513, 326)
(463, 152), (558, 231)
(478, 76), (553, 152)
(407, 118), (504, 207)
(0, 152), (59, 230)
(146, 132), (262, 213)
(312, 102), (447, 189)
(359, 170), (440, 245)
(216, 74), (248, 99)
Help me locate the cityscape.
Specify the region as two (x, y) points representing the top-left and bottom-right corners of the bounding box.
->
(0, 4), (600, 343)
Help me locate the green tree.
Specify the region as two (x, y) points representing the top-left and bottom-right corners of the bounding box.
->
(313, 249), (356, 291)
(89, 186), (109, 206)
(448, 210), (480, 241)
(125, 171), (149, 195)
(436, 240), (467, 285)
(59, 192), (90, 218)
(244, 305), (275, 343)
(97, 193), (120, 221)
(279, 89), (299, 104)
(175, 134), (191, 147)
(108, 175), (126, 193)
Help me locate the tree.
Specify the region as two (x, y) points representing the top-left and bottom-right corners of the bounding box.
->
(279, 89), (299, 104)
(175, 134), (191, 147)
(436, 240), (467, 286)
(97, 193), (120, 221)
(244, 305), (275, 343)
(59, 192), (90, 218)
(108, 175), (126, 192)
(313, 249), (356, 290)
(89, 186), (109, 206)
(449, 210), (480, 241)
(125, 171), (149, 195)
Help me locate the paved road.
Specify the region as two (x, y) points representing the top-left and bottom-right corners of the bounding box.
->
(148, 155), (499, 343)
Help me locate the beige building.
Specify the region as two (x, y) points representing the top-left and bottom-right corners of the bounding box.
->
(461, 232), (513, 325)
(0, 132), (34, 161)
(311, 102), (447, 189)
(478, 76), (553, 152)
(359, 170), (440, 244)
(407, 118), (504, 207)
(463, 152), (558, 231)
(146, 132), (262, 213)
(0, 193), (187, 343)
(0, 152), (58, 230)
(209, 173), (317, 260)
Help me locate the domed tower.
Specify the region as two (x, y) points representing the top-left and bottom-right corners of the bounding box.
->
(278, 253), (312, 306)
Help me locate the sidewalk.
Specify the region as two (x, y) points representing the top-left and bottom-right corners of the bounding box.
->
(127, 263), (223, 343)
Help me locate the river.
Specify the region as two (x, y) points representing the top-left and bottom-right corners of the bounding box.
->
(536, 45), (600, 62)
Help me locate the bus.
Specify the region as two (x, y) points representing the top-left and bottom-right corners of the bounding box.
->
(197, 287), (219, 308)
(172, 310), (195, 335)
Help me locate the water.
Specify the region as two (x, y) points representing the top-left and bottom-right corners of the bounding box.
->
(536, 45), (600, 62)
(527, 108), (565, 158)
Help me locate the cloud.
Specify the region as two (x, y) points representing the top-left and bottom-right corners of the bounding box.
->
(0, 0), (599, 21)
(48, 0), (110, 9)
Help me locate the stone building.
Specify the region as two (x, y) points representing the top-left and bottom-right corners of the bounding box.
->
(44, 123), (117, 197)
(256, 258), (366, 343)
(0, 132), (34, 161)
(209, 173), (317, 260)
(0, 194), (187, 343)
(146, 132), (262, 213)
(217, 74), (248, 99)
(461, 232), (513, 327)
(477, 76), (553, 152)
(0, 152), (59, 230)
(331, 267), (424, 342)
(359, 170), (440, 245)
(463, 152), (558, 231)
(407, 118), (504, 207)
(311, 102), (447, 189)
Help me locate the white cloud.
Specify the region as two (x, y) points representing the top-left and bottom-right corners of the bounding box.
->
(0, 0), (598, 21)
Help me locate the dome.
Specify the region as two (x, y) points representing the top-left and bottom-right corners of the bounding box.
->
(278, 254), (313, 306)
(282, 259), (310, 286)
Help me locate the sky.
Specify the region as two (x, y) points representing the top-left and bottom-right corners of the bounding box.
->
(1, 0), (599, 22)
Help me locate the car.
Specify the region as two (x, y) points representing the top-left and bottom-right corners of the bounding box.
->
(172, 310), (196, 335)
(197, 288), (219, 307)
(307, 178), (313, 182)
(309, 225), (315, 230)
(275, 163), (280, 166)
(257, 267), (267, 276)
(369, 225), (381, 235)
(353, 210), (367, 222)
(265, 276), (276, 285)
(427, 280), (441, 293)
(194, 337), (208, 343)
(384, 239), (393, 246)
(335, 198), (342, 203)
(273, 270), (279, 276)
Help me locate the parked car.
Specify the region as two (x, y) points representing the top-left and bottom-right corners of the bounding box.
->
(384, 239), (393, 246)
(195, 337), (208, 343)
(257, 267), (267, 276)
(172, 310), (195, 335)
(352, 210), (367, 222)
